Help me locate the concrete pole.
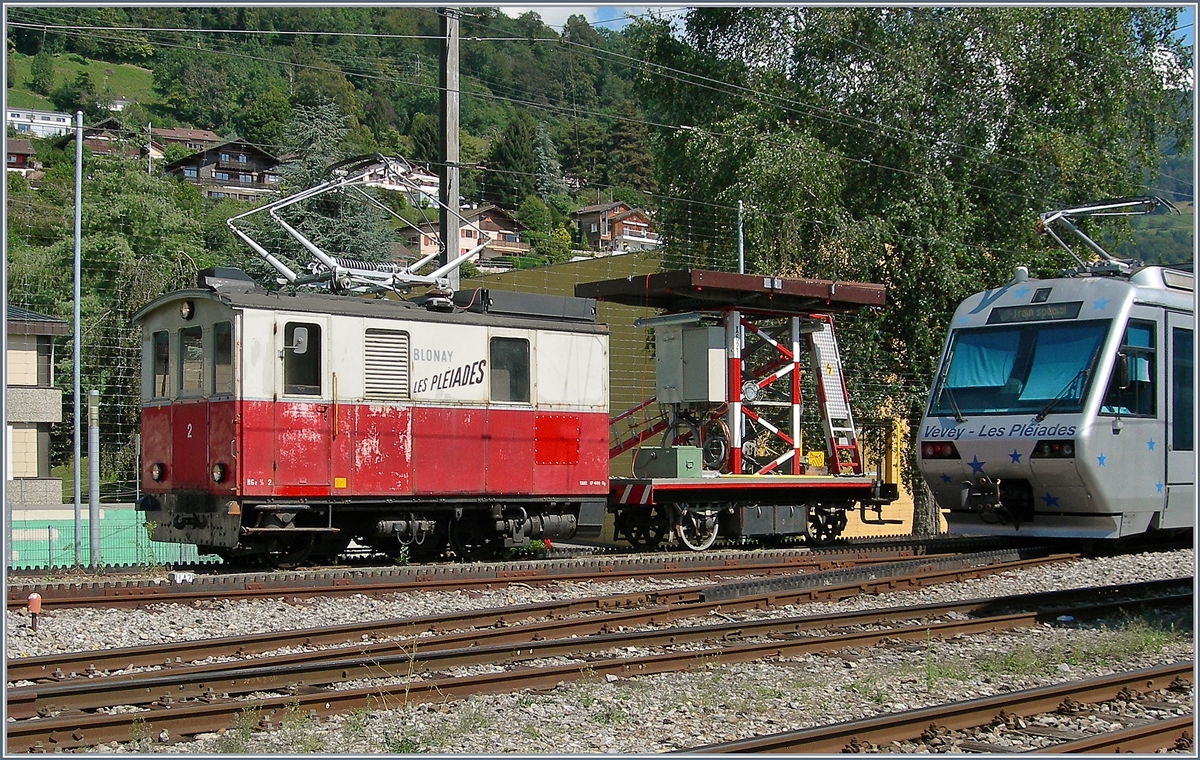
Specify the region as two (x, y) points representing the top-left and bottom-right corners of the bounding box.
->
(73, 110), (83, 567)
(88, 390), (100, 568)
(439, 8), (461, 292)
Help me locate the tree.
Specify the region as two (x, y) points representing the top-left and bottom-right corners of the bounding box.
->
(51, 72), (108, 121)
(484, 110), (538, 208)
(631, 7), (1191, 532)
(233, 87), (291, 149)
(30, 50), (55, 94)
(604, 101), (657, 193)
(533, 123), (568, 200)
(558, 118), (607, 188)
(407, 112), (439, 165)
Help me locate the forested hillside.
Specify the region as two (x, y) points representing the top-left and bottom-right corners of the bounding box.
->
(5, 7), (1191, 513)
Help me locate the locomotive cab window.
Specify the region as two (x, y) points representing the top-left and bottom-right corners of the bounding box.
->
(213, 321), (233, 395)
(284, 322), (321, 395)
(179, 325), (204, 395)
(1101, 320), (1156, 417)
(152, 330), (170, 398)
(490, 337), (530, 403)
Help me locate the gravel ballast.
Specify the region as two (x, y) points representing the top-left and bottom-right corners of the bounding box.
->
(5, 549), (1194, 753)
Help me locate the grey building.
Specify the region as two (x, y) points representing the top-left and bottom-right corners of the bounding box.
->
(7, 306), (66, 506)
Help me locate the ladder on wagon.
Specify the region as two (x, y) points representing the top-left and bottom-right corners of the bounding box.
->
(805, 314), (862, 474)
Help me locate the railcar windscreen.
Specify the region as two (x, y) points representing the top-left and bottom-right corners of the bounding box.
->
(930, 319), (1110, 416)
(214, 321), (233, 394)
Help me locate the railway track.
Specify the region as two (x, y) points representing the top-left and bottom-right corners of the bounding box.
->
(685, 662), (1193, 753)
(6, 565), (1187, 751)
(5, 536), (1000, 610)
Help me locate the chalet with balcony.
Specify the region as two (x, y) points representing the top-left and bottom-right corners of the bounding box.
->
(163, 139), (281, 201)
(571, 201), (660, 253)
(6, 306), (67, 508)
(399, 205), (530, 262)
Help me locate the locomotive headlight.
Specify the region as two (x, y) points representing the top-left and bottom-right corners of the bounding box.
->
(211, 463), (227, 483)
(920, 441), (961, 459)
(150, 462), (166, 481)
(179, 300), (195, 320)
(1032, 440), (1076, 459)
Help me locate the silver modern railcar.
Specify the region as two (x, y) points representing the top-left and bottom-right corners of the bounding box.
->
(918, 199), (1194, 538)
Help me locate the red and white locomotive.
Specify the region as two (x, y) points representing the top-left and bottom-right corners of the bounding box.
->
(134, 269), (610, 565)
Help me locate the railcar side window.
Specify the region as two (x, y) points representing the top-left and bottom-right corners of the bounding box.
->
(213, 321), (233, 395)
(284, 322), (321, 395)
(1172, 327), (1193, 451)
(1101, 320), (1156, 417)
(490, 337), (530, 403)
(179, 326), (204, 394)
(152, 331), (170, 398)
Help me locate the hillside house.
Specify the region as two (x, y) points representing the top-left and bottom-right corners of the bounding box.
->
(6, 108), (72, 138)
(571, 202), (660, 253)
(6, 139), (37, 175)
(6, 306), (66, 508)
(399, 205), (530, 262)
(163, 139), (281, 201)
(151, 126), (220, 152)
(53, 118), (165, 161)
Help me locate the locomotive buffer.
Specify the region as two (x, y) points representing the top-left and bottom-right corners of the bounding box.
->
(578, 270), (900, 549)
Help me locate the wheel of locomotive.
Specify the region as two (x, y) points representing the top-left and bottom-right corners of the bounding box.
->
(257, 513), (317, 569)
(405, 520), (449, 563)
(310, 531), (352, 563)
(671, 503), (719, 551)
(620, 504), (670, 551)
(804, 505), (848, 547)
(447, 514), (505, 562)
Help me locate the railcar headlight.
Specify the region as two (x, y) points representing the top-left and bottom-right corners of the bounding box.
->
(211, 463), (227, 483)
(150, 462), (166, 481)
(920, 441), (961, 459)
(1031, 440), (1076, 459)
(179, 300), (195, 320)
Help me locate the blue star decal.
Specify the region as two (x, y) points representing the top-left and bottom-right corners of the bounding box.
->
(1097, 453), (1106, 467)
(956, 316), (968, 326)
(1040, 492), (1060, 508)
(968, 455), (986, 474)
(1156, 482), (1164, 494)
(1147, 439), (1156, 452)
(1092, 297), (1110, 311)
(1009, 450), (1022, 463)
(939, 473), (951, 483)
(1011, 286), (1030, 300)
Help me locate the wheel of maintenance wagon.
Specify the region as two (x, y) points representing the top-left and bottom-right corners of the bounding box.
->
(803, 504), (848, 547)
(671, 503), (719, 551)
(618, 505), (671, 551)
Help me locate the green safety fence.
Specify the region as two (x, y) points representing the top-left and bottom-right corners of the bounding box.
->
(8, 505), (223, 570)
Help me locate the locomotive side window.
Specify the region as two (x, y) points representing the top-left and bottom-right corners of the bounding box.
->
(1101, 320), (1156, 417)
(213, 321), (233, 395)
(1172, 326), (1193, 451)
(179, 325), (204, 395)
(284, 322), (321, 395)
(152, 330), (170, 398)
(365, 328), (410, 399)
(490, 337), (530, 403)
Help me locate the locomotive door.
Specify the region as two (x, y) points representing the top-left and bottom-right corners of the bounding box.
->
(273, 317), (332, 494)
(1163, 311), (1193, 528)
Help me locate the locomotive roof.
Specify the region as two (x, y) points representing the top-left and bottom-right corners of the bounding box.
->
(575, 269), (885, 315)
(133, 280), (608, 335)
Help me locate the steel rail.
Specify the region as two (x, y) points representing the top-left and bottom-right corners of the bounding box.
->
(6, 543), (948, 610)
(1027, 714), (1194, 753)
(682, 662), (1194, 753)
(9, 583), (1190, 717)
(5, 572), (1180, 751)
(8, 551), (1079, 682)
